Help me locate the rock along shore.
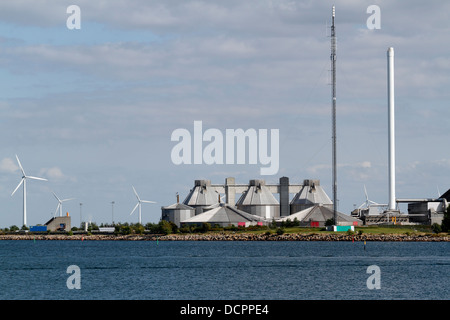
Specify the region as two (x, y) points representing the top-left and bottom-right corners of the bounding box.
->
(0, 232), (448, 242)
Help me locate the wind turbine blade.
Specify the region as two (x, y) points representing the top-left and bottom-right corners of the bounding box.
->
(132, 186), (141, 201)
(11, 179), (24, 196)
(364, 185), (368, 200)
(15, 155), (25, 176)
(53, 192), (61, 202)
(130, 203), (139, 215)
(26, 176), (47, 181)
(61, 198), (75, 202)
(141, 200), (156, 204)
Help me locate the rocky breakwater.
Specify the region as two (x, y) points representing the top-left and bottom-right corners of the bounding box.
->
(0, 232), (448, 241)
(159, 232), (449, 242)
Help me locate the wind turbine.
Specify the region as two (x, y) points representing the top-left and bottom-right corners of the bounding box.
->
(11, 155), (47, 227)
(129, 186), (156, 224)
(359, 185), (387, 209)
(53, 192), (75, 217)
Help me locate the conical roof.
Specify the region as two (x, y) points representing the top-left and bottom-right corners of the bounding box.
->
(161, 202), (194, 210)
(236, 179), (279, 206)
(290, 179), (332, 206)
(278, 205), (362, 225)
(183, 180), (219, 207)
(181, 204), (266, 225)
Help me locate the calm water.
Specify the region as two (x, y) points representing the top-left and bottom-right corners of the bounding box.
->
(0, 240), (448, 300)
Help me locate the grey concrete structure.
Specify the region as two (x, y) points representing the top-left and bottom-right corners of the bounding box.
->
(407, 201), (445, 225)
(181, 203), (266, 227)
(236, 179), (280, 219)
(163, 177), (335, 227)
(279, 177), (290, 217)
(45, 216), (71, 232)
(278, 204), (362, 227)
(161, 196), (195, 227)
(290, 179), (333, 213)
(163, 177), (447, 227)
(183, 180), (219, 215)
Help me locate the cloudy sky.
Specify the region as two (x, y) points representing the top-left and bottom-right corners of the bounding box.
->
(0, 0), (449, 228)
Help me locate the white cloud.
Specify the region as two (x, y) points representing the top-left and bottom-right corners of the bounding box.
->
(39, 167), (75, 182)
(0, 157), (19, 173)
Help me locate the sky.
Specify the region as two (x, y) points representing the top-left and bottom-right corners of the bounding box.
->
(0, 0), (449, 228)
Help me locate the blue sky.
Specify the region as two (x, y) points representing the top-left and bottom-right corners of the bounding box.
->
(1, 0), (449, 228)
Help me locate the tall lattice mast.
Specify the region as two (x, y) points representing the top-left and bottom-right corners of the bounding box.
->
(330, 5), (337, 224)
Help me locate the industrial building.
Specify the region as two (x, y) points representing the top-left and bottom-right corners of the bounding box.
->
(181, 203), (267, 227)
(181, 179), (220, 215)
(162, 175), (447, 227)
(351, 191), (448, 226)
(161, 194), (195, 228)
(235, 179), (280, 219)
(290, 179), (333, 213)
(161, 177), (362, 227)
(45, 215), (71, 232)
(279, 204), (362, 227)
(404, 193), (448, 226)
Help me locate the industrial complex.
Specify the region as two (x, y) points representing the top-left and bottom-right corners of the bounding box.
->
(161, 8), (450, 230)
(161, 177), (447, 228)
(161, 177), (359, 228)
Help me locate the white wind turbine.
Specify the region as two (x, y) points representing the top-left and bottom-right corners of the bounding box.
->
(359, 185), (387, 209)
(53, 192), (75, 217)
(129, 186), (156, 224)
(11, 155), (47, 227)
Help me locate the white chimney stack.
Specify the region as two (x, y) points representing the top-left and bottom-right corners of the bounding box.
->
(387, 47), (396, 211)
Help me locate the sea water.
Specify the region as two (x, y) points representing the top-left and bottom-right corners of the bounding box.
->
(0, 240), (448, 300)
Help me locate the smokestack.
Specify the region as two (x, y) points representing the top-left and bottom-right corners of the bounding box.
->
(387, 47), (396, 211)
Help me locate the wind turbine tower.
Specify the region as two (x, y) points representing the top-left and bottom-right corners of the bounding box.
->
(130, 186), (156, 224)
(53, 192), (75, 217)
(11, 155), (47, 227)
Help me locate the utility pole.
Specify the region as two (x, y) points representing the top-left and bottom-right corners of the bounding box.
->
(111, 201), (115, 225)
(79, 203), (83, 228)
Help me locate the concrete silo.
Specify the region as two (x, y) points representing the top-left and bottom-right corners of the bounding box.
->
(236, 179), (280, 219)
(161, 194), (195, 228)
(181, 203), (267, 228)
(290, 179), (333, 214)
(182, 180), (219, 215)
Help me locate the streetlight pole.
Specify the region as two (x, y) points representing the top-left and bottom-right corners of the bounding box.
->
(111, 201), (115, 225)
(79, 203), (83, 229)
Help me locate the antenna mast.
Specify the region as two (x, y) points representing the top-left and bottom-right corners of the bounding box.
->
(330, 5), (337, 224)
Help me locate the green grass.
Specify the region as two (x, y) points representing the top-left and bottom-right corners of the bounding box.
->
(355, 225), (433, 235)
(223, 225), (436, 235)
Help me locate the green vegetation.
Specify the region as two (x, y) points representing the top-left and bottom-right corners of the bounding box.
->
(112, 222), (445, 236)
(1, 212), (449, 238)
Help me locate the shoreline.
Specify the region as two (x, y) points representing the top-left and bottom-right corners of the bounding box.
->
(0, 232), (448, 242)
